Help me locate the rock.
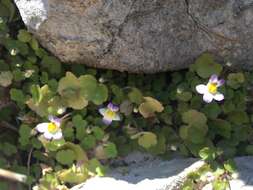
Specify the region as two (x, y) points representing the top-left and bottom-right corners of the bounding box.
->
(229, 157), (253, 190)
(71, 152), (202, 190)
(70, 153), (253, 190)
(14, 0), (253, 73)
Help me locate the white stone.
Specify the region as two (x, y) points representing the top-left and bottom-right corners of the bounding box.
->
(14, 0), (48, 30)
(71, 154), (253, 190)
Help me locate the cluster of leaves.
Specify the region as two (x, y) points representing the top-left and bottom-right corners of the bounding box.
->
(0, 1), (253, 190)
(182, 158), (237, 190)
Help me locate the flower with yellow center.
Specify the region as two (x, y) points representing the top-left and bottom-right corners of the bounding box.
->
(36, 116), (63, 140)
(207, 82), (218, 94)
(47, 123), (59, 134)
(99, 103), (120, 125)
(196, 74), (225, 103)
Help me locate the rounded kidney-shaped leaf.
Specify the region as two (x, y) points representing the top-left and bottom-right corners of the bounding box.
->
(192, 53), (223, 78)
(138, 132), (157, 149)
(139, 97), (164, 118)
(56, 149), (76, 166)
(182, 109), (207, 126)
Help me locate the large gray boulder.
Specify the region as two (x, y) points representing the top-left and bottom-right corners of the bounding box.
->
(15, 0), (253, 73)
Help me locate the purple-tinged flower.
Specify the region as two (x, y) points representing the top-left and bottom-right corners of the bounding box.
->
(99, 103), (120, 125)
(36, 115), (63, 140)
(196, 74), (225, 103)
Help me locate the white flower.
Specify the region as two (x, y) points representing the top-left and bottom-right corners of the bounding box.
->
(196, 74), (225, 103)
(99, 103), (120, 125)
(36, 115), (63, 140)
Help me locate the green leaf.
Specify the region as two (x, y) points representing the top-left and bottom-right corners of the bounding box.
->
(182, 109), (207, 126)
(199, 147), (216, 161)
(149, 133), (166, 155)
(104, 142), (118, 158)
(10, 88), (26, 103)
(17, 30), (31, 43)
(176, 91), (192, 102)
(41, 56), (62, 75)
(81, 135), (96, 150)
(92, 84), (108, 105)
(224, 159), (237, 173)
(92, 127), (104, 140)
(179, 125), (189, 140)
(137, 132), (157, 149)
(228, 111), (249, 125)
(72, 115), (87, 140)
(79, 75), (108, 105)
(210, 119), (231, 139)
(213, 179), (229, 190)
(30, 85), (42, 103)
(26, 85), (53, 117)
(0, 60), (9, 71)
(1, 0), (15, 21)
(111, 85), (125, 103)
(63, 127), (74, 140)
(187, 126), (207, 144)
(40, 138), (65, 152)
(192, 53), (222, 78)
(12, 69), (25, 82)
(72, 115), (85, 128)
(29, 37), (39, 50)
(61, 142), (88, 162)
(202, 102), (221, 119)
(58, 72), (88, 110)
(56, 149), (76, 166)
(0, 71), (13, 87)
(79, 75), (97, 100)
(180, 119), (208, 145)
(2, 142), (17, 156)
(87, 158), (105, 176)
(19, 124), (31, 146)
(222, 101), (235, 114)
(138, 97), (164, 118)
(4, 39), (29, 55)
(128, 88), (143, 104)
(31, 138), (42, 149)
(227, 73), (245, 89)
(57, 164), (89, 184)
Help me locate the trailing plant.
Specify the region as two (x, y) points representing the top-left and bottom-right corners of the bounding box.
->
(0, 1), (253, 189)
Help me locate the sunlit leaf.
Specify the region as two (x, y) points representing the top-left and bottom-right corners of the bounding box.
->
(139, 97), (164, 118)
(137, 132), (157, 149)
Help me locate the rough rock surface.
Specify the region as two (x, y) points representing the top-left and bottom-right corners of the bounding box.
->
(70, 153), (253, 190)
(15, 0), (253, 73)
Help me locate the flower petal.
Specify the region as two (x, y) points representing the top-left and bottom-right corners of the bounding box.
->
(209, 74), (218, 83)
(48, 115), (54, 122)
(214, 93), (224, 101)
(107, 103), (119, 112)
(196, 84), (207, 94)
(217, 79), (225, 87)
(48, 115), (61, 127)
(43, 132), (53, 140)
(112, 113), (121, 121)
(52, 131), (63, 140)
(102, 117), (112, 125)
(36, 123), (49, 133)
(203, 93), (214, 103)
(99, 108), (107, 116)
